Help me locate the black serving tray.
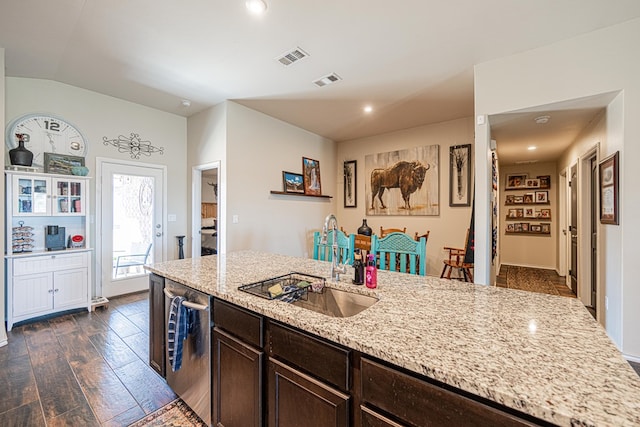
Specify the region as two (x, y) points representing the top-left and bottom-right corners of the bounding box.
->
(239, 272), (325, 300)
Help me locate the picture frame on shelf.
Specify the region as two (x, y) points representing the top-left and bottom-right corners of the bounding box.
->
(514, 223), (523, 232)
(524, 208), (535, 218)
(508, 208), (519, 218)
(531, 225), (542, 233)
(302, 157), (322, 196)
(535, 191), (548, 203)
(525, 178), (540, 188)
(506, 223), (515, 232)
(521, 222), (530, 232)
(43, 153), (85, 175)
(506, 173), (527, 189)
(282, 171), (304, 194)
(541, 223), (551, 234)
(537, 175), (551, 189)
(599, 151), (619, 225)
(540, 208), (551, 218)
(523, 193), (534, 204)
(505, 195), (515, 204)
(513, 195), (524, 204)
(449, 144), (472, 207)
(343, 160), (357, 208)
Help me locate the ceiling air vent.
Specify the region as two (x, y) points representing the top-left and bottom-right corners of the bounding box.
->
(276, 47), (310, 66)
(313, 73), (342, 87)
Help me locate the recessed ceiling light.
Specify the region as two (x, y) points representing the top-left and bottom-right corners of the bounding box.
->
(246, 0), (267, 15)
(534, 115), (550, 124)
(363, 105), (373, 113)
(528, 146), (537, 151)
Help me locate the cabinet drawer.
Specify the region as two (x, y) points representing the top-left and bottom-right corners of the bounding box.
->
(213, 298), (264, 348)
(268, 321), (350, 391)
(13, 252), (89, 276)
(361, 358), (540, 427)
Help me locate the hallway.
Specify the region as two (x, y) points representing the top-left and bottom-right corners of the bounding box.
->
(495, 265), (576, 298)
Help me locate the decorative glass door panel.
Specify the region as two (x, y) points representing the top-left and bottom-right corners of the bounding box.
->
(52, 178), (84, 215)
(14, 176), (50, 216)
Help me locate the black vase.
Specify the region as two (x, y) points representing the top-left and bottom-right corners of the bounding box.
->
(357, 219), (372, 236)
(9, 140), (34, 167)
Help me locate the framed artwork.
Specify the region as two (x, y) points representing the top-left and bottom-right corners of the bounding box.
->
(523, 193), (534, 204)
(513, 195), (524, 204)
(365, 145), (439, 216)
(537, 175), (551, 189)
(599, 151), (619, 225)
(531, 225), (542, 233)
(525, 178), (540, 188)
(344, 160), (357, 207)
(521, 222), (530, 232)
(508, 208), (519, 218)
(43, 153), (85, 175)
(541, 224), (551, 234)
(302, 157), (322, 196)
(449, 144), (472, 207)
(540, 208), (551, 218)
(535, 191), (548, 203)
(505, 195), (515, 204)
(282, 171), (304, 193)
(514, 223), (523, 232)
(506, 224), (515, 232)
(524, 208), (535, 218)
(505, 173), (527, 189)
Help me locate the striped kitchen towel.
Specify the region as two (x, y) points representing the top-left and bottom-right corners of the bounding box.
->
(167, 295), (187, 372)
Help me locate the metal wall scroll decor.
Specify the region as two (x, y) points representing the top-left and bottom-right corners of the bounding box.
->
(102, 133), (164, 159)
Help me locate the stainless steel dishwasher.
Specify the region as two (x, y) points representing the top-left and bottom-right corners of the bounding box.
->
(164, 279), (211, 426)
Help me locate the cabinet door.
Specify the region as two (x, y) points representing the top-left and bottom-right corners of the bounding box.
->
(52, 178), (85, 216)
(213, 328), (263, 427)
(148, 273), (165, 377)
(268, 357), (349, 427)
(13, 175), (51, 216)
(13, 273), (54, 317)
(360, 406), (405, 427)
(53, 268), (88, 310)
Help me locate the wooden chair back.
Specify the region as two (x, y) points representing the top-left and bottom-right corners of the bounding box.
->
(371, 232), (426, 276)
(440, 229), (473, 281)
(380, 226), (407, 238)
(313, 230), (355, 265)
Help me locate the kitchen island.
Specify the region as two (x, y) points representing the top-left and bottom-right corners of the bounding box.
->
(146, 251), (640, 427)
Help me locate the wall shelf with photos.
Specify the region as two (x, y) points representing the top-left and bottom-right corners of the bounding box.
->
(504, 174), (551, 191)
(505, 207), (551, 221)
(505, 222), (551, 235)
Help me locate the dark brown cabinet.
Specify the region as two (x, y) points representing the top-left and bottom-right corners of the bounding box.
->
(148, 273), (165, 377)
(213, 299), (265, 427)
(213, 328), (263, 427)
(268, 357), (349, 427)
(360, 357), (543, 427)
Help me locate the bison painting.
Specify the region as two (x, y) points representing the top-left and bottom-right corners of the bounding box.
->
(370, 161), (429, 210)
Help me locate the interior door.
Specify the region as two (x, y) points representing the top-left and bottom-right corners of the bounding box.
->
(99, 160), (164, 297)
(570, 164), (578, 295)
(590, 157), (598, 313)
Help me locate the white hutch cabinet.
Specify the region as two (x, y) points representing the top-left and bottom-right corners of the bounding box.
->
(4, 170), (92, 331)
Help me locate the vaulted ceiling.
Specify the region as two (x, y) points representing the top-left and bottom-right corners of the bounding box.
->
(2, 1), (639, 160)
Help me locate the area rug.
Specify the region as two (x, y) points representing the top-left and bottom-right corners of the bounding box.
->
(128, 399), (206, 427)
(505, 266), (560, 296)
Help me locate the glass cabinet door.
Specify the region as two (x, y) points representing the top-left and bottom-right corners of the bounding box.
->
(53, 178), (85, 215)
(14, 177), (50, 216)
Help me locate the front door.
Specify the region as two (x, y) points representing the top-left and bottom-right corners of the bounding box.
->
(570, 164), (578, 295)
(98, 159), (165, 297)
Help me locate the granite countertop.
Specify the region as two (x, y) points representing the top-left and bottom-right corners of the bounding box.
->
(146, 251), (640, 427)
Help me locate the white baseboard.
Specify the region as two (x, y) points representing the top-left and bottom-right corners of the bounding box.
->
(623, 353), (640, 363)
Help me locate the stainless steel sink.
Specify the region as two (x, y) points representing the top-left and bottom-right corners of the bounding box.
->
(291, 287), (378, 318)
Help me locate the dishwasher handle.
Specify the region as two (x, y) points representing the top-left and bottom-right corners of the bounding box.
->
(163, 287), (209, 311)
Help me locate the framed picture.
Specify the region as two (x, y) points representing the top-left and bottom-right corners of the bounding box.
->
(537, 175), (551, 189)
(508, 208), (519, 218)
(521, 222), (530, 232)
(599, 151), (619, 225)
(525, 178), (540, 188)
(523, 193), (534, 204)
(449, 144), (471, 207)
(506, 224), (515, 232)
(514, 223), (523, 232)
(282, 171), (304, 193)
(506, 173), (527, 189)
(344, 160), (357, 208)
(540, 208), (551, 218)
(531, 225), (542, 233)
(524, 208), (535, 218)
(43, 153), (85, 175)
(541, 224), (551, 234)
(513, 195), (524, 204)
(505, 195), (515, 204)
(535, 191), (548, 203)
(302, 157), (322, 196)
(515, 208), (524, 218)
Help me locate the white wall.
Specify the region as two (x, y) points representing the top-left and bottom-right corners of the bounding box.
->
(5, 77), (188, 294)
(336, 117), (475, 276)
(187, 101), (336, 258)
(474, 18), (640, 359)
(499, 162), (557, 270)
(226, 102), (336, 256)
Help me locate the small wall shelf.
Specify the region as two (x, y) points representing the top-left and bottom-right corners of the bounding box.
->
(270, 191), (332, 199)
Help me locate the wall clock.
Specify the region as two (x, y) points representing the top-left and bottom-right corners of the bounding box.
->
(5, 113), (88, 168)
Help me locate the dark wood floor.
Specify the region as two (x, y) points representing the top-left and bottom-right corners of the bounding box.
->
(0, 291), (175, 426)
